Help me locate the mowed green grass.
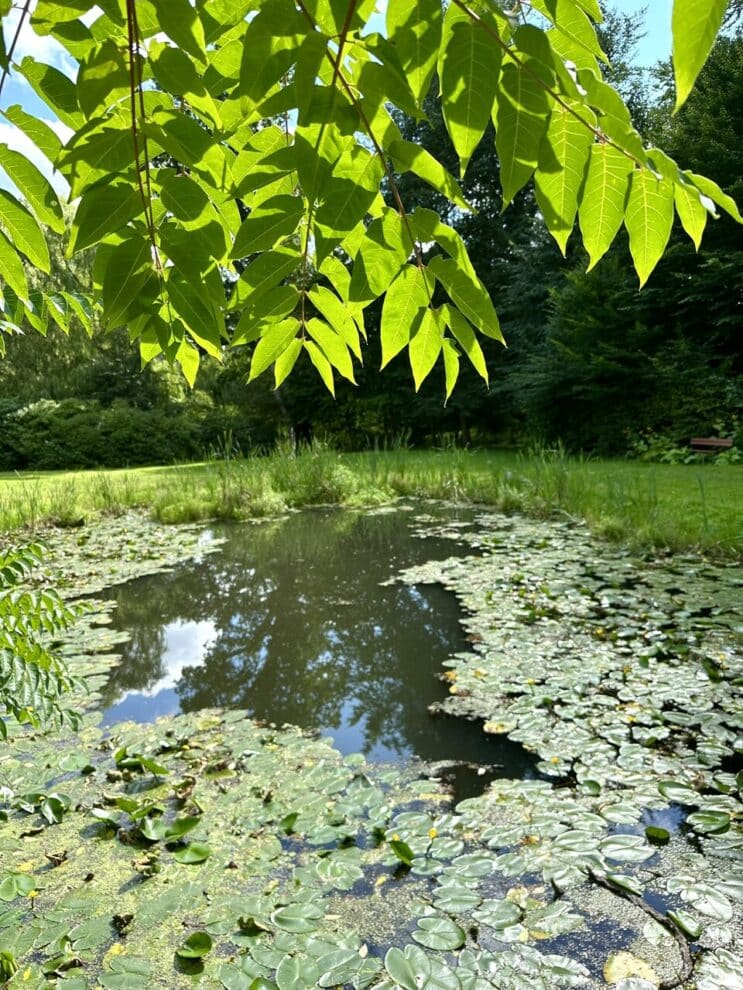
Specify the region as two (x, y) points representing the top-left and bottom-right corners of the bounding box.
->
(0, 448), (740, 557)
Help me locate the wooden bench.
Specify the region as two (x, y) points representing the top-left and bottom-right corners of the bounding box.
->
(689, 437), (734, 454)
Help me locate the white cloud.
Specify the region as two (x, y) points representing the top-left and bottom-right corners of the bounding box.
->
(2, 0), (78, 76)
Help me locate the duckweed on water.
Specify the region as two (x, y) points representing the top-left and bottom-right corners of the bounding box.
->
(0, 506), (741, 989)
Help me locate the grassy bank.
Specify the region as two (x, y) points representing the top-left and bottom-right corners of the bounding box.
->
(0, 446), (740, 557)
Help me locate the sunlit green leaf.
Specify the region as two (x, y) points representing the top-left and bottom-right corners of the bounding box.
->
(672, 0), (728, 110)
(578, 143), (634, 270)
(624, 169), (674, 288)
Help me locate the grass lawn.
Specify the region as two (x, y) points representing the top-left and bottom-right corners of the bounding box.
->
(0, 447), (740, 557)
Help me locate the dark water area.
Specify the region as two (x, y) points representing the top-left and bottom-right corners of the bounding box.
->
(100, 505), (535, 779)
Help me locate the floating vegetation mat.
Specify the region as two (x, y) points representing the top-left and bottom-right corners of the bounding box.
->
(1, 508), (741, 989)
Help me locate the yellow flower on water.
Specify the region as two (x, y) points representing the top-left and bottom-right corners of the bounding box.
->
(428, 828), (438, 840)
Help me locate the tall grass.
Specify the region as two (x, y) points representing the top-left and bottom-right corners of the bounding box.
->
(0, 446), (740, 558)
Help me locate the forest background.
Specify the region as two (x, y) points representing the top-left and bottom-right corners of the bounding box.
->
(0, 7), (740, 470)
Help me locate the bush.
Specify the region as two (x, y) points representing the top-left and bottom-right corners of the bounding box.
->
(0, 544), (85, 738)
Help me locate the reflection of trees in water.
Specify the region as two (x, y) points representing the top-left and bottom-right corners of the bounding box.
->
(102, 510), (470, 757)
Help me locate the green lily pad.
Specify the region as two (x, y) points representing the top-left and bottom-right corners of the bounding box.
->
(172, 842), (211, 864)
(412, 915), (466, 951)
(176, 931), (212, 959)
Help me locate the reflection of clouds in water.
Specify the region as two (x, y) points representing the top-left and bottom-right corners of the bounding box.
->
(118, 620), (216, 700)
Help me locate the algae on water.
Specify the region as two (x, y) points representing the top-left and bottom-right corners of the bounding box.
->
(0, 506), (741, 989)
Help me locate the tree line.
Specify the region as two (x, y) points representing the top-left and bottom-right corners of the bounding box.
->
(0, 8), (740, 466)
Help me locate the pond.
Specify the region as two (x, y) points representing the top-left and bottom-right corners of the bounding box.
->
(99, 505), (536, 785)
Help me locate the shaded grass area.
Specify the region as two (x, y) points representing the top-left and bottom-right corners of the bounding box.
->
(0, 446), (740, 557)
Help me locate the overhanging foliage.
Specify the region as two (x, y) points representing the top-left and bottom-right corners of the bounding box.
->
(0, 0), (740, 396)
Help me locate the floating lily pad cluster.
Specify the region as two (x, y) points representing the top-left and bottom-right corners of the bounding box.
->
(0, 506), (741, 988)
(399, 512), (742, 976)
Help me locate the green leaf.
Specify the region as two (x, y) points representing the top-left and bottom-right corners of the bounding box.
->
(624, 169), (674, 288)
(270, 901), (324, 934)
(101, 236), (154, 329)
(0, 230), (29, 302)
(350, 211), (409, 302)
(18, 58), (83, 129)
(168, 273), (225, 358)
(686, 171), (743, 224)
(0, 189), (51, 271)
(0, 873), (36, 902)
(433, 885), (482, 914)
(474, 899), (521, 930)
(412, 915), (465, 951)
(686, 810), (731, 834)
(672, 0), (728, 111)
(411, 207), (478, 278)
(0, 145), (64, 233)
(668, 909), (703, 939)
(306, 318), (355, 383)
(606, 873), (644, 897)
(380, 264), (431, 368)
(176, 931), (213, 959)
(231, 196), (304, 259)
(234, 285), (300, 344)
(248, 318), (299, 381)
(439, 11), (501, 176)
(307, 284), (361, 358)
(495, 60), (552, 206)
(658, 779), (699, 804)
(384, 947), (429, 990)
(173, 843), (212, 864)
(177, 340), (200, 387)
(599, 834), (654, 863)
(534, 101), (596, 255)
(409, 307), (443, 391)
(674, 180), (709, 250)
(230, 247), (300, 311)
(76, 40), (130, 118)
(314, 145), (384, 259)
(1, 105), (63, 164)
(274, 336), (302, 388)
(159, 173), (210, 222)
(155, 0), (207, 63)
(303, 339), (335, 396)
(69, 181), (142, 254)
(388, 140), (471, 212)
(578, 143), (634, 271)
(645, 827), (670, 846)
(275, 954), (319, 990)
(530, 0), (607, 66)
(428, 256), (503, 342)
(386, 0), (443, 107)
(441, 304), (488, 384)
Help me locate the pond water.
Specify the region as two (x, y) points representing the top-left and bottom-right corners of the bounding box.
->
(100, 505), (536, 781)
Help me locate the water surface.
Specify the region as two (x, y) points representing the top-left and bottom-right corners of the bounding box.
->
(100, 505), (535, 777)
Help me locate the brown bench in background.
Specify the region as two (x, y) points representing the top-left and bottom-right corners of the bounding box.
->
(689, 437), (734, 454)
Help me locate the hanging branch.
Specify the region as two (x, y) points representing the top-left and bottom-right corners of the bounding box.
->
(0, 0), (31, 103)
(125, 0), (162, 271)
(294, 0), (434, 307)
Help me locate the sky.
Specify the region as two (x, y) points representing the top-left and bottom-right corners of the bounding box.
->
(609, 0), (673, 65)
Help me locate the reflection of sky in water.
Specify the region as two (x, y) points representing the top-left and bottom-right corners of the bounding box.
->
(99, 508), (539, 777)
(102, 620), (215, 725)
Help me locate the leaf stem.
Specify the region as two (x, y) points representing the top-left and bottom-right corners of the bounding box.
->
(125, 0), (161, 272)
(295, 0), (431, 304)
(0, 0), (31, 103)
